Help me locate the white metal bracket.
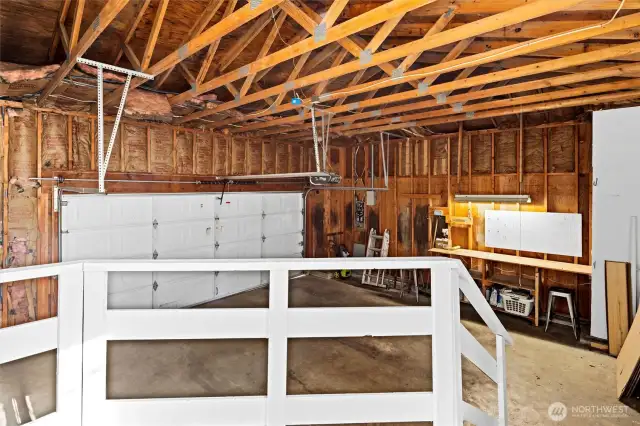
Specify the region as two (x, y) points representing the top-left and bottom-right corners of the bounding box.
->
(76, 57), (154, 193)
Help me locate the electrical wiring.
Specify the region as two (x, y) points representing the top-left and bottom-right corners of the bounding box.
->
(316, 0), (627, 100)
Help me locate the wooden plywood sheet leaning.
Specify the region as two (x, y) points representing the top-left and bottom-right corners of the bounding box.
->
(617, 309), (640, 399)
(606, 261), (631, 357)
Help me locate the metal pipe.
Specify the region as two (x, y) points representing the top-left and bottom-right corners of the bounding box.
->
(29, 177), (308, 186)
(309, 186), (388, 191)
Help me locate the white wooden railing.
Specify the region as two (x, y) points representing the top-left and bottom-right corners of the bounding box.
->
(0, 257), (512, 426)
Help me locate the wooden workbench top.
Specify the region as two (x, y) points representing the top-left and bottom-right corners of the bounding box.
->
(429, 248), (592, 275)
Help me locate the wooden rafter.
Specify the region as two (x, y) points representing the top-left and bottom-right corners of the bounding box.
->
(173, 0), (597, 123)
(341, 79), (640, 135)
(103, 0), (286, 106)
(345, 88), (640, 135)
(275, 51), (313, 106)
(337, 0), (639, 18)
(218, 13), (273, 73)
(312, 49), (348, 96)
(171, 0), (435, 108)
(69, 0), (86, 52)
(239, 10), (288, 97)
(48, 0), (72, 61)
(301, 44), (341, 76)
(337, 9), (455, 109)
(196, 0), (240, 85)
(319, 0), (350, 29)
(231, 43), (640, 134)
(281, 0), (418, 88)
(114, 0), (152, 65)
(154, 0), (227, 88)
(141, 0), (170, 70)
(39, 0), (133, 106)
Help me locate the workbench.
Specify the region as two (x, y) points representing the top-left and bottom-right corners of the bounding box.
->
(429, 248), (592, 326)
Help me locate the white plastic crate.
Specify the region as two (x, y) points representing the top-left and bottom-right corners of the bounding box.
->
(501, 290), (534, 317)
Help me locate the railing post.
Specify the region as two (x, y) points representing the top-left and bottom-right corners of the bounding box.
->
(57, 268), (84, 426)
(82, 271), (109, 426)
(267, 268), (289, 426)
(431, 265), (462, 425)
(497, 334), (508, 426)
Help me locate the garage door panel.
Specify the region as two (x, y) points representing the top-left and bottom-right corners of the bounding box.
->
(108, 271), (153, 295)
(216, 194), (263, 219)
(153, 272), (214, 308)
(108, 285), (153, 309)
(215, 217), (262, 244)
(62, 195), (151, 230)
(263, 234), (303, 257)
(62, 227), (152, 261)
(216, 240), (262, 259)
(215, 271), (262, 299)
(263, 212), (303, 237)
(154, 220), (214, 253)
(153, 195), (214, 222)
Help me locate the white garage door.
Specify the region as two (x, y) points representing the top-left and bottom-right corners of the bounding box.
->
(61, 195), (153, 309)
(61, 192), (303, 309)
(152, 194), (215, 308)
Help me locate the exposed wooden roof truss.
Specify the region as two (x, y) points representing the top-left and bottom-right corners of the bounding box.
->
(1, 0), (639, 136)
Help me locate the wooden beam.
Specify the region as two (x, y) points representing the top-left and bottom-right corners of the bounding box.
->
(59, 22), (70, 56)
(104, 0), (285, 106)
(344, 82), (640, 135)
(141, 0), (170, 70)
(250, 58), (640, 136)
(312, 49), (348, 96)
(276, 52), (313, 106)
(114, 0), (152, 64)
(333, 13), (410, 108)
(172, 0), (435, 107)
(174, 0), (590, 122)
(319, 0), (350, 29)
(122, 42), (142, 70)
(69, 0), (86, 52)
(343, 0), (640, 18)
(340, 78), (640, 134)
(218, 13), (273, 73)
(39, 0), (133, 106)
(195, 0), (239, 85)
(240, 10), (288, 97)
(214, 10), (640, 129)
(301, 44), (341, 75)
(398, 6), (457, 72)
(48, 0), (72, 62)
(178, 62), (197, 86)
(365, 20), (640, 41)
(153, 0), (229, 88)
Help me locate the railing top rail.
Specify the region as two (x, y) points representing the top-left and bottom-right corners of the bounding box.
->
(0, 262), (82, 284)
(1, 257), (512, 344)
(80, 257), (460, 272)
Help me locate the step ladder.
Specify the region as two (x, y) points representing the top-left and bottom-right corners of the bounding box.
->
(361, 228), (390, 287)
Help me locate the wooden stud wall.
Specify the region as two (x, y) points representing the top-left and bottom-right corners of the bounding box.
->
(0, 107), (306, 328)
(307, 120), (592, 320)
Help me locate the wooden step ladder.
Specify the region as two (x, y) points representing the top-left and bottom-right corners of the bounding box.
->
(361, 228), (390, 287)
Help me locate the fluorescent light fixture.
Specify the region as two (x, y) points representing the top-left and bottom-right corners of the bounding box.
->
(454, 194), (532, 203)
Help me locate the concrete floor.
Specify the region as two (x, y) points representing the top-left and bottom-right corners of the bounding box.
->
(1, 275), (639, 425)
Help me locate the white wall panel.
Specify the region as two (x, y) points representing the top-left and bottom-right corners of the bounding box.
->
(484, 210), (582, 257)
(592, 107), (640, 339)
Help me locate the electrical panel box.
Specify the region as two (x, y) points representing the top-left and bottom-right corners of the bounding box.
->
(366, 190), (376, 206)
